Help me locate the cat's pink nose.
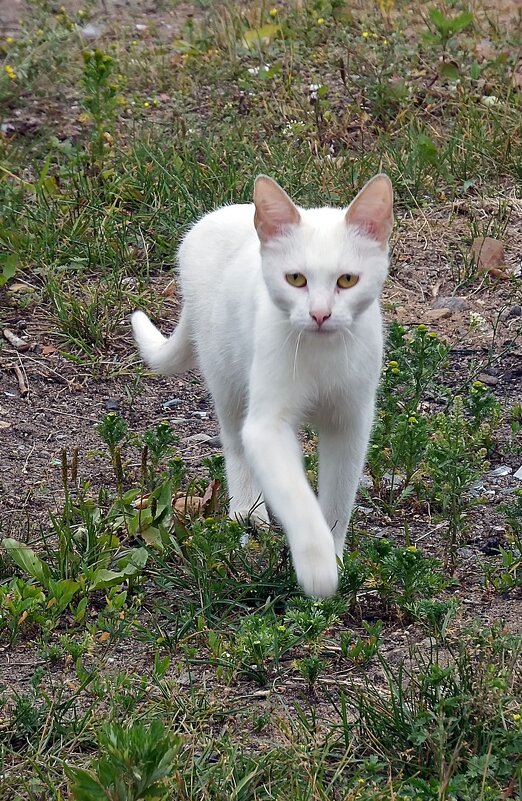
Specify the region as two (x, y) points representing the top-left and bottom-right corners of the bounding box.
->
(310, 310), (331, 327)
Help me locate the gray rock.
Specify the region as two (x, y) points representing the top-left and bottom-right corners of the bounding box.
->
(476, 373), (499, 386)
(487, 465), (512, 477)
(162, 398), (182, 410)
(183, 433), (214, 443)
(433, 296), (470, 312)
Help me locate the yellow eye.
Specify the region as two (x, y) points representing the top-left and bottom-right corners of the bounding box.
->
(337, 273), (359, 289)
(285, 272), (307, 288)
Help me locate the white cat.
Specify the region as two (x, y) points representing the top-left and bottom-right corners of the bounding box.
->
(132, 174), (393, 598)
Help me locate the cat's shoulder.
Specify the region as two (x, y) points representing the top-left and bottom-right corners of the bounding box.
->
(195, 202), (255, 228)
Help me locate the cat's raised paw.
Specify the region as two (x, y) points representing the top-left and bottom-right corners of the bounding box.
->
(294, 550), (339, 599)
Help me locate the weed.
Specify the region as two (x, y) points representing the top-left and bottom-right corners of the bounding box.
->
(67, 720), (180, 801)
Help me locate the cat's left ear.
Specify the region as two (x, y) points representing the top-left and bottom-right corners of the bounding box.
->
(345, 174), (394, 247)
(254, 175), (301, 244)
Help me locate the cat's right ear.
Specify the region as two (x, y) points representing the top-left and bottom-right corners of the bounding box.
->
(253, 176), (301, 244)
(345, 174), (394, 248)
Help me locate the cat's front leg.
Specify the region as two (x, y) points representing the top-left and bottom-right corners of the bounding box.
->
(318, 412), (374, 558)
(242, 415), (338, 598)
(216, 418), (269, 529)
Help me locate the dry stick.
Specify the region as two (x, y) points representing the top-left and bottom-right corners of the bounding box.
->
(3, 328), (31, 351)
(13, 364), (29, 397)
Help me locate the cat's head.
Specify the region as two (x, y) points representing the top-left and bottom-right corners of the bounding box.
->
(253, 174), (393, 335)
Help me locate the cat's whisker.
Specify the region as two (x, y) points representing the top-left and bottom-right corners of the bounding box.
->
(293, 331), (302, 380)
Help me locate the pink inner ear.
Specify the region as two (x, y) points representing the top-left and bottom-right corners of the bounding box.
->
(347, 209), (390, 243)
(345, 176), (393, 246)
(254, 177), (300, 243)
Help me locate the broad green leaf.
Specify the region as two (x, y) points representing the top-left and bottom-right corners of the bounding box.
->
(66, 767), (108, 801)
(242, 23), (280, 49)
(116, 546), (148, 571)
(439, 61), (460, 81)
(2, 538), (51, 586)
(416, 134), (439, 166)
(450, 11), (473, 34)
(140, 526), (164, 549)
(89, 568), (128, 590)
(0, 254), (18, 287)
(49, 578), (81, 613)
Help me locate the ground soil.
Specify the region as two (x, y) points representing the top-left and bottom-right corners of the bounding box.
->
(1, 0), (521, 711)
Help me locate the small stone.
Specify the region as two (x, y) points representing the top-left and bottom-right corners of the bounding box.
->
(183, 433), (214, 443)
(514, 465), (522, 480)
(507, 305), (522, 318)
(105, 399), (120, 411)
(476, 373), (499, 386)
(457, 547), (475, 561)
(162, 398), (182, 410)
(480, 537), (505, 556)
(425, 308), (451, 321)
(471, 236), (505, 274)
(433, 296), (470, 312)
(487, 465), (512, 477)
(169, 418), (191, 424)
(192, 411), (208, 419)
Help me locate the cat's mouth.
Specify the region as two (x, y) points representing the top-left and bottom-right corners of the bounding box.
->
(304, 324), (338, 336)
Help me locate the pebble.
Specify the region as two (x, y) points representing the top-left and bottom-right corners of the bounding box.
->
(476, 373), (499, 386)
(487, 465), (512, 477)
(507, 305), (522, 318)
(457, 547), (476, 561)
(183, 433), (214, 443)
(105, 399), (120, 411)
(514, 465), (522, 480)
(192, 411), (208, 419)
(162, 398), (182, 410)
(433, 296), (470, 312)
(425, 308), (451, 321)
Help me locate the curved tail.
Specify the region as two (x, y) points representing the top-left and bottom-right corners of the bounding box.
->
(131, 309), (195, 375)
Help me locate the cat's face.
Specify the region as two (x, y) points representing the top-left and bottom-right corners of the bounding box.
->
(254, 175), (393, 336)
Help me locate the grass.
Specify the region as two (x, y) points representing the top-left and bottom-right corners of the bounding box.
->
(1, 1), (522, 799)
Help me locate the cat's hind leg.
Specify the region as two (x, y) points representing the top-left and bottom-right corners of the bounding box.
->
(317, 410), (374, 559)
(214, 407), (269, 530)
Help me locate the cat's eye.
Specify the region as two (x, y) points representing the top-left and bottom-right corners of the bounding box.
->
(337, 273), (359, 289)
(286, 272), (307, 288)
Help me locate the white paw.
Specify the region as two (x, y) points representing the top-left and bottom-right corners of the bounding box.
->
(293, 543), (339, 599)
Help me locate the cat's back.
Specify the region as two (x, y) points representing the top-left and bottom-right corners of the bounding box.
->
(178, 203), (258, 282)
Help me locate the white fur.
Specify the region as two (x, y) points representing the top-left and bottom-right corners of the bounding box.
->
(132, 175), (393, 598)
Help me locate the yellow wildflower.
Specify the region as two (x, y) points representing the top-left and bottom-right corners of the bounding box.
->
(6, 36), (14, 44)
(317, 17), (325, 25)
(4, 64), (16, 80)
(362, 31), (369, 38)
(269, 7), (278, 16)
(143, 101), (150, 107)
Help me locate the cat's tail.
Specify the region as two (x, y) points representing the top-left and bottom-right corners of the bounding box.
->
(131, 309), (195, 375)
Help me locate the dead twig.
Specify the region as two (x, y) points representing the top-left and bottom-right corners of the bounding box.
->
(13, 364), (29, 397)
(3, 328), (31, 352)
